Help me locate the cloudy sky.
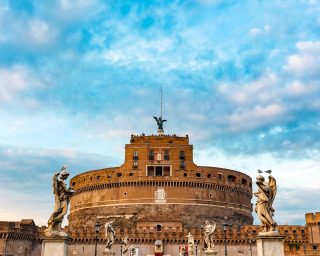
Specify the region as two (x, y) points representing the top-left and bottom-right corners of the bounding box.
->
(0, 0), (319, 227)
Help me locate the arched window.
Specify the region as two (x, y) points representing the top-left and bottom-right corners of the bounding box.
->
(228, 175), (236, 182)
(156, 224), (162, 232)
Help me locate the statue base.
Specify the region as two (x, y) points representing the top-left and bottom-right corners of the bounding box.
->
(157, 129), (164, 135)
(41, 236), (71, 256)
(204, 250), (218, 256)
(256, 231), (285, 256)
(103, 250), (116, 256)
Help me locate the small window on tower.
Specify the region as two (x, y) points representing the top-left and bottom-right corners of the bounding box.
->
(149, 150), (154, 160)
(180, 160), (185, 169)
(180, 151), (185, 160)
(133, 151), (138, 160)
(133, 161), (138, 168)
(164, 150), (170, 160)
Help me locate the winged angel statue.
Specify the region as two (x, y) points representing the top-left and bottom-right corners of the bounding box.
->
(253, 170), (277, 233)
(44, 165), (75, 237)
(202, 220), (216, 252)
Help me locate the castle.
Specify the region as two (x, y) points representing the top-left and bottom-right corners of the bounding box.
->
(0, 121), (319, 256)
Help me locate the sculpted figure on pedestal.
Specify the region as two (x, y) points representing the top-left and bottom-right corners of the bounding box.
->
(202, 220), (216, 252)
(187, 232), (195, 256)
(105, 220), (115, 251)
(45, 165), (75, 237)
(254, 170), (277, 233)
(121, 236), (129, 256)
(153, 116), (167, 132)
(131, 244), (136, 256)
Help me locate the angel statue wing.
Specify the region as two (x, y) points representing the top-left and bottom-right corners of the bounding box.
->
(52, 172), (60, 195)
(268, 175), (277, 208)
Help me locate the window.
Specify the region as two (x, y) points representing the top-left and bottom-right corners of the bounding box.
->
(117, 173), (122, 177)
(148, 166), (155, 176)
(228, 175), (236, 181)
(164, 166), (170, 176)
(180, 151), (185, 160)
(241, 179), (247, 185)
(207, 174), (211, 178)
(156, 153), (162, 161)
(147, 166), (171, 176)
(180, 160), (185, 169)
(184, 172), (187, 177)
(149, 150), (154, 160)
(156, 166), (162, 176)
(133, 151), (138, 160)
(129, 173), (133, 176)
(218, 173), (223, 179)
(133, 161), (138, 168)
(156, 224), (162, 232)
(164, 150), (170, 160)
(196, 173), (201, 177)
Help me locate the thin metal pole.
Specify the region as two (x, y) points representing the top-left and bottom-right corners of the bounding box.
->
(224, 229), (227, 256)
(94, 232), (98, 256)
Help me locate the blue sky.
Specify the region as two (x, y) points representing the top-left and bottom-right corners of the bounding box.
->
(0, 0), (319, 226)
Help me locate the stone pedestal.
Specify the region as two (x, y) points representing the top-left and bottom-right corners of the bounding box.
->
(204, 250), (218, 256)
(103, 250), (116, 256)
(256, 232), (285, 256)
(41, 237), (71, 256)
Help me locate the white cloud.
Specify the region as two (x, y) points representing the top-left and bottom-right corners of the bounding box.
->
(228, 103), (286, 132)
(0, 65), (43, 102)
(218, 72), (278, 104)
(249, 25), (271, 36)
(28, 19), (56, 45)
(284, 41), (320, 77)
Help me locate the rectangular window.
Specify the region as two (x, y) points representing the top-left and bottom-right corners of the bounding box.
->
(156, 166), (162, 176)
(164, 150), (170, 160)
(133, 151), (138, 160)
(180, 160), (185, 169)
(147, 166), (155, 176)
(149, 150), (154, 160)
(218, 173), (223, 179)
(164, 166), (170, 176)
(156, 153), (162, 161)
(180, 151), (185, 160)
(133, 161), (138, 168)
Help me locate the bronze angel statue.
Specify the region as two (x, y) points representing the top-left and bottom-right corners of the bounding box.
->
(254, 170), (277, 233)
(153, 116), (167, 131)
(45, 165), (75, 237)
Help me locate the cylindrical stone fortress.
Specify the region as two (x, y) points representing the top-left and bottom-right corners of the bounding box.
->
(69, 134), (253, 232)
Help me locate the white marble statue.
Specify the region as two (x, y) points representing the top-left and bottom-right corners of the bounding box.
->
(105, 220), (115, 251)
(254, 170), (277, 233)
(44, 165), (75, 237)
(179, 245), (186, 256)
(131, 244), (136, 256)
(187, 232), (195, 256)
(121, 236), (129, 256)
(202, 220), (216, 252)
